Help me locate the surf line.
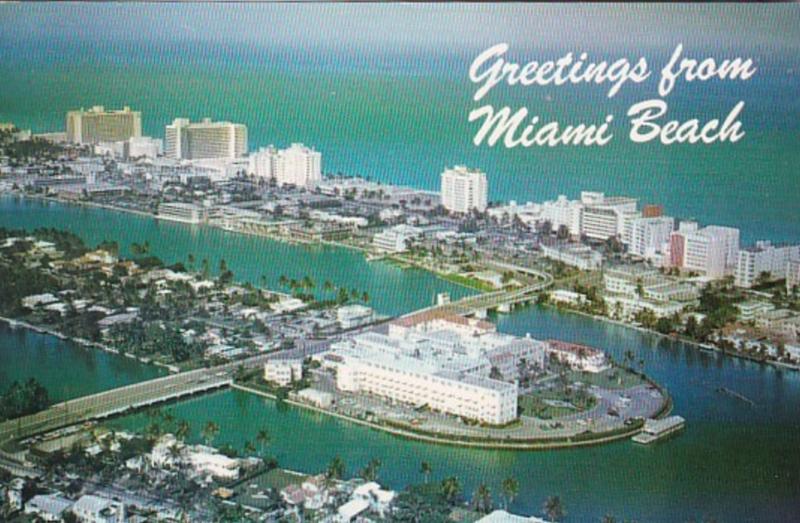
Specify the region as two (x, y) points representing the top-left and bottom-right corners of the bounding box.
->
(469, 105), (614, 147)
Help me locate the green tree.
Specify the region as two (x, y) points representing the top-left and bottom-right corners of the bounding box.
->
(256, 428), (271, 454)
(201, 421), (220, 446)
(440, 476), (462, 505)
(327, 455), (346, 480)
(472, 483), (493, 514)
(501, 476), (519, 509)
(420, 461), (432, 483)
(543, 495), (565, 522)
(360, 458), (382, 482)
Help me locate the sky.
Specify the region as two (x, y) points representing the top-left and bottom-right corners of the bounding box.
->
(1, 3), (799, 56)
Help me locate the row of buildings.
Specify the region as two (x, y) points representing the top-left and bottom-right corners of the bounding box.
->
(64, 107), (323, 189)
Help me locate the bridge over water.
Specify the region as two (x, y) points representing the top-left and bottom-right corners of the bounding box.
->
(0, 263), (552, 474)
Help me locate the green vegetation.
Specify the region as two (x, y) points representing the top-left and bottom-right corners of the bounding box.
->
(438, 272), (496, 292)
(0, 378), (50, 421)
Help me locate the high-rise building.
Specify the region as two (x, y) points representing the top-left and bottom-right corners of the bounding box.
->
(669, 222), (740, 279)
(628, 216), (675, 260)
(735, 241), (800, 288)
(441, 165), (488, 214)
(248, 145), (279, 180)
(787, 260), (800, 294)
(66, 106), (142, 144)
(248, 143), (322, 189)
(540, 195), (583, 236)
(579, 192), (639, 242)
(165, 118), (247, 160)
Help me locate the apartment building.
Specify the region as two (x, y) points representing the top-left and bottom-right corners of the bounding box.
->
(165, 118), (247, 160)
(579, 191), (639, 242)
(66, 106), (142, 144)
(735, 241), (800, 288)
(628, 216), (675, 260)
(441, 165), (488, 214)
(669, 222), (740, 279)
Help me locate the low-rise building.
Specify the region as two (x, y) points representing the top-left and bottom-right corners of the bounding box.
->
(186, 446), (241, 480)
(157, 202), (208, 224)
(736, 300), (776, 322)
(545, 340), (610, 373)
(24, 494), (74, 522)
(71, 494), (125, 523)
(540, 242), (603, 271)
(336, 304), (375, 329)
(264, 359), (303, 387)
(372, 224), (423, 253)
(549, 289), (588, 306)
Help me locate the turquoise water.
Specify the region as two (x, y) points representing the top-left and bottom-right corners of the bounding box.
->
(0, 322), (164, 401)
(0, 196), (472, 317)
(0, 4), (799, 244)
(2, 4), (800, 520)
(1, 197), (798, 521)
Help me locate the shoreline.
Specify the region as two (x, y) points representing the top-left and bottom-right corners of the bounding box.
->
(0, 316), (180, 374)
(11, 192), (488, 293)
(537, 303), (800, 373)
(230, 382), (666, 451)
(7, 191), (798, 374)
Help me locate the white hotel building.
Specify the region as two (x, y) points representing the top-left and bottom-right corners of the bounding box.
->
(540, 195), (583, 236)
(735, 241), (800, 288)
(248, 143), (322, 189)
(66, 105), (142, 145)
(628, 216), (675, 261)
(579, 191), (640, 242)
(165, 118), (247, 160)
(441, 165), (488, 214)
(669, 222), (740, 279)
(318, 312), (550, 425)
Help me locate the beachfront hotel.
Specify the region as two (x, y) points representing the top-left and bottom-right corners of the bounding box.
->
(318, 311), (551, 425)
(66, 106), (142, 145)
(441, 165), (488, 214)
(735, 241), (800, 288)
(248, 143), (322, 189)
(668, 222), (740, 279)
(165, 118), (247, 160)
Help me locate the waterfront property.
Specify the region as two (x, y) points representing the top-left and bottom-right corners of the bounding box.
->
(631, 415), (686, 444)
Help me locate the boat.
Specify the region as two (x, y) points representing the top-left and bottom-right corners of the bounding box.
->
(632, 415), (686, 444)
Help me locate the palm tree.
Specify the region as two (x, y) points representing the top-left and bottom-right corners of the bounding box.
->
(176, 420), (191, 442)
(243, 440), (256, 455)
(420, 461), (432, 483)
(361, 291), (370, 303)
(255, 429), (271, 455)
(323, 280), (334, 292)
(187, 253), (195, 270)
(440, 476), (462, 505)
(501, 476), (519, 509)
(360, 458), (381, 482)
(472, 483), (493, 514)
(327, 456), (345, 480)
(278, 274), (289, 288)
(201, 421), (219, 446)
(543, 495), (565, 522)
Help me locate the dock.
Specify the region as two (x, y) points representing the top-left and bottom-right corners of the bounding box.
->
(632, 415), (685, 444)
